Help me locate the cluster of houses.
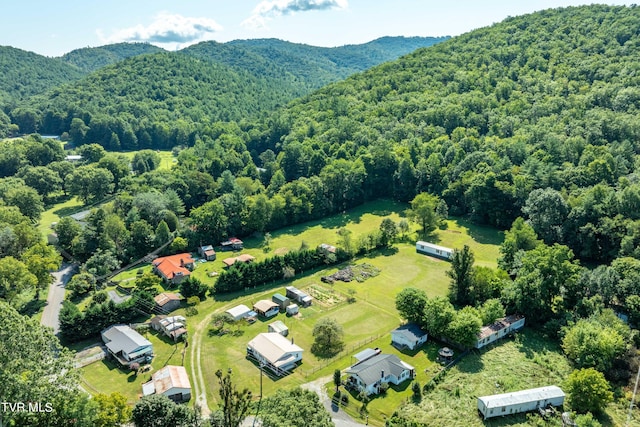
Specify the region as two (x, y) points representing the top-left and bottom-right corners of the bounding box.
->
(98, 236), (559, 419)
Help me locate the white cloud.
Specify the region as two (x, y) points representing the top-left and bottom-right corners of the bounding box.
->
(98, 12), (223, 49)
(242, 0), (348, 29)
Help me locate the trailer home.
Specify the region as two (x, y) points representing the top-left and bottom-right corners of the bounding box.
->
(477, 386), (565, 420)
(416, 241), (454, 260)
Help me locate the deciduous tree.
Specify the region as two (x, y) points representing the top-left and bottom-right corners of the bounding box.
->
(311, 318), (344, 357)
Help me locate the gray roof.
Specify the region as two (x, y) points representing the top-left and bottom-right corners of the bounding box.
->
(272, 293), (289, 303)
(392, 323), (427, 342)
(478, 386), (565, 409)
(102, 325), (152, 354)
(346, 353), (414, 387)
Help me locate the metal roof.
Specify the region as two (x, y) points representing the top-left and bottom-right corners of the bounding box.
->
(416, 241), (453, 253)
(102, 325), (152, 355)
(142, 365), (191, 396)
(247, 333), (303, 367)
(478, 386), (565, 409)
(226, 305), (251, 319)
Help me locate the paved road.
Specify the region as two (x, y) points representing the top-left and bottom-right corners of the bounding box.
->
(107, 290), (131, 304)
(302, 377), (366, 427)
(41, 263), (75, 334)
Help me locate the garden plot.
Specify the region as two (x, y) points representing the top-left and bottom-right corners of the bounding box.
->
(306, 284), (346, 307)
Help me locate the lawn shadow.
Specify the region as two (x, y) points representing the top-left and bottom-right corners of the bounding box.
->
(449, 217), (505, 246)
(515, 329), (559, 359)
(19, 298), (47, 316)
(366, 246), (399, 258)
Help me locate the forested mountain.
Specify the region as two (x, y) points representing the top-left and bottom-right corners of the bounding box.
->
(230, 4), (640, 263)
(183, 36), (447, 93)
(60, 42), (165, 73)
(5, 36), (446, 140)
(0, 46), (83, 105)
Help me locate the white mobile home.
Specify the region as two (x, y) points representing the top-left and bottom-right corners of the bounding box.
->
(416, 241), (454, 260)
(476, 315), (525, 349)
(477, 386), (565, 420)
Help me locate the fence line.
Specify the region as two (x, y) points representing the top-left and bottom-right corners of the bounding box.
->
(304, 333), (381, 375)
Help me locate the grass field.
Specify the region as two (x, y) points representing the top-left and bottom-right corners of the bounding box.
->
(116, 150), (175, 171)
(81, 199), (506, 425)
(37, 196), (85, 238)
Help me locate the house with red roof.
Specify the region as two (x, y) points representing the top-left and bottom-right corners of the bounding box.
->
(152, 253), (195, 285)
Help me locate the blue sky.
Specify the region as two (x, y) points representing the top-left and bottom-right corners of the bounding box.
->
(2, 1), (634, 57)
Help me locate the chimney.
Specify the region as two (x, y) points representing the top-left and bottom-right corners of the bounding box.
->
(291, 337), (294, 345)
(381, 370), (385, 379)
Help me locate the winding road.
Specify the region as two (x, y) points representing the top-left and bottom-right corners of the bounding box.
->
(41, 263), (75, 334)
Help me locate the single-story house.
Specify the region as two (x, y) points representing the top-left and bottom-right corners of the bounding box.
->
(416, 241), (454, 260)
(253, 300), (280, 318)
(286, 304), (299, 316)
(247, 332), (303, 375)
(198, 245), (216, 261)
(221, 237), (243, 251)
(391, 323), (428, 350)
(477, 386), (565, 420)
(65, 155), (83, 162)
(476, 315), (525, 349)
(150, 315), (187, 341)
(272, 293), (290, 310)
(101, 325), (153, 366)
(319, 243), (337, 253)
(268, 320), (289, 337)
(225, 304), (252, 321)
(154, 292), (183, 313)
(285, 286), (313, 307)
(222, 254), (255, 268)
(345, 353), (415, 396)
(152, 253), (195, 285)
(142, 365), (192, 403)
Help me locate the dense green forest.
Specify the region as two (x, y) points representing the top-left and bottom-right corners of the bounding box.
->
(4, 4), (640, 425)
(60, 42), (165, 73)
(0, 36), (445, 139)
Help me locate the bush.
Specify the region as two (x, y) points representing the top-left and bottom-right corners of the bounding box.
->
(187, 296), (200, 306)
(185, 306), (198, 317)
(341, 393), (349, 406)
(379, 382), (389, 394)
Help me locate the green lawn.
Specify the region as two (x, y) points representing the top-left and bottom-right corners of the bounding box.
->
(80, 329), (187, 404)
(38, 196), (84, 239)
(116, 150), (175, 171)
(80, 199), (505, 425)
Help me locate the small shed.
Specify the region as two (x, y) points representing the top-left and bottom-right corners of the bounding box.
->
(198, 245), (216, 261)
(286, 304), (299, 316)
(267, 320), (289, 337)
(221, 237), (243, 251)
(253, 300), (280, 318)
(477, 386), (565, 420)
(154, 292), (183, 313)
(272, 293), (290, 310)
(319, 243), (337, 253)
(142, 365), (191, 403)
(285, 286), (313, 307)
(225, 304), (252, 321)
(416, 241), (454, 260)
(391, 323), (428, 350)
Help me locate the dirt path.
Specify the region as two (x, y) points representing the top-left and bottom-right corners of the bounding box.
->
(190, 308), (214, 418)
(41, 263), (75, 334)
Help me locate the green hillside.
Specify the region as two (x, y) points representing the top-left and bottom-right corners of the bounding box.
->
(0, 46), (83, 105)
(60, 42), (165, 73)
(8, 37), (446, 141)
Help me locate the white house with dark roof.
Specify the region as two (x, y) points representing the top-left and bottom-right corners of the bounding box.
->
(476, 314), (525, 349)
(477, 386), (565, 419)
(247, 332), (303, 375)
(142, 365), (192, 403)
(345, 353), (415, 395)
(391, 323), (428, 350)
(101, 325), (153, 366)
